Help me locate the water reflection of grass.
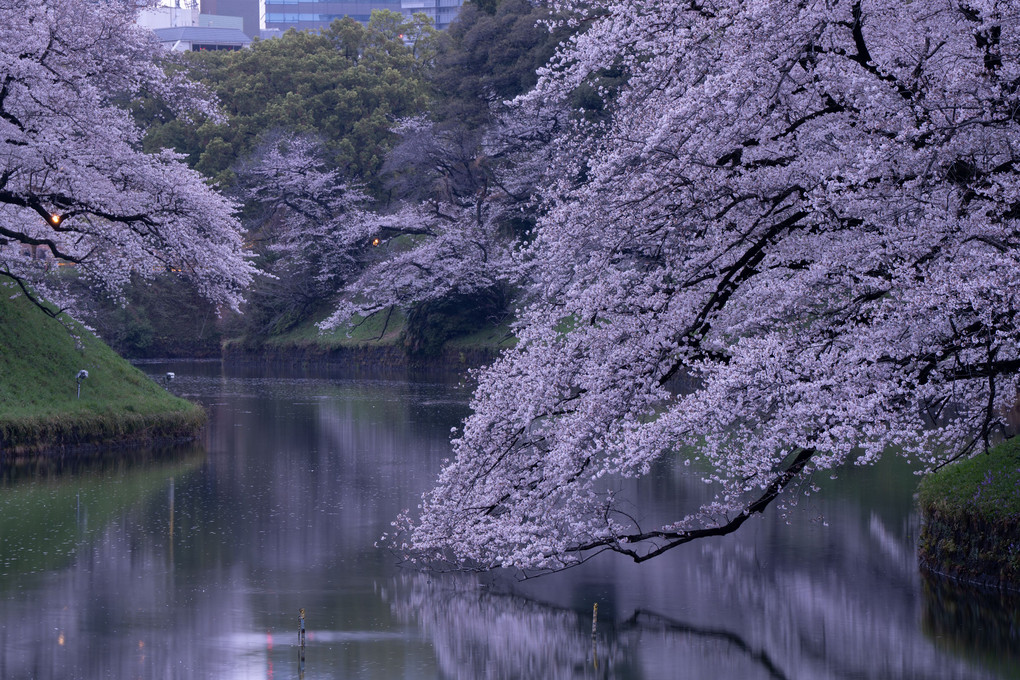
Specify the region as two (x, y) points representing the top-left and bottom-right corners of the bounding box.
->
(0, 447), (203, 578)
(921, 572), (1020, 679)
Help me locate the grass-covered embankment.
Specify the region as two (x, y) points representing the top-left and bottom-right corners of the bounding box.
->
(918, 438), (1020, 589)
(222, 307), (515, 369)
(0, 287), (205, 458)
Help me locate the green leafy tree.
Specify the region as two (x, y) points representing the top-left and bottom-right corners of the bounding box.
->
(429, 0), (569, 127)
(329, 0), (574, 349)
(143, 12), (432, 190)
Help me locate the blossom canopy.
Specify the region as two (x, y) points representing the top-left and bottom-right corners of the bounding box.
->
(0, 0), (256, 312)
(393, 0), (1020, 570)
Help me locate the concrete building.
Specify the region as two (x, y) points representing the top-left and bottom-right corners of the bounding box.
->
(401, 0), (462, 30)
(138, 2), (253, 51)
(136, 4), (200, 30)
(199, 0), (261, 38)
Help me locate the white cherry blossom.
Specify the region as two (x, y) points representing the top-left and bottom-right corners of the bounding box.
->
(395, 0), (1020, 570)
(0, 0), (255, 316)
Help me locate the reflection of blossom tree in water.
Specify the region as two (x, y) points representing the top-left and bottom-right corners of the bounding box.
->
(383, 507), (999, 679)
(383, 572), (801, 680)
(384, 573), (624, 679)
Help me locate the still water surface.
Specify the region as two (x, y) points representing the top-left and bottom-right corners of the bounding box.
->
(0, 360), (1016, 679)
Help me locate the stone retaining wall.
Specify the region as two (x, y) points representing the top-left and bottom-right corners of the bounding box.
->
(918, 506), (1020, 590)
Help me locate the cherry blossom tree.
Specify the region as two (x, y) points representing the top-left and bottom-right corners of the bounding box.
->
(0, 0), (255, 318)
(233, 132), (374, 334)
(232, 119), (531, 342)
(393, 0), (1020, 571)
(238, 134), (370, 288)
(313, 0), (573, 343)
(316, 113), (557, 334)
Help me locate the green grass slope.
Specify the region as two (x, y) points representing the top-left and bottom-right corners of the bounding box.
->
(919, 438), (1020, 520)
(0, 286), (205, 456)
(261, 309), (409, 350)
(918, 438), (1020, 587)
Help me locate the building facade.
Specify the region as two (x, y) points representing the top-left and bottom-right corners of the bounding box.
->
(136, 4), (200, 30)
(263, 1), (402, 32)
(153, 26), (252, 51)
(401, 0), (462, 31)
(137, 2), (252, 51)
(261, 0), (463, 33)
(199, 0), (261, 38)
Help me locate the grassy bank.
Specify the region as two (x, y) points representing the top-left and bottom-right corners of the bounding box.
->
(232, 308), (410, 352)
(0, 287), (205, 457)
(222, 307), (515, 368)
(918, 438), (1020, 588)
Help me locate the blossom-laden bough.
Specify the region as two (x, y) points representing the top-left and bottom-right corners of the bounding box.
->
(0, 0), (256, 320)
(390, 0), (1020, 572)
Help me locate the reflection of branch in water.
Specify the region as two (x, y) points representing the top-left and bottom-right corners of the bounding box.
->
(388, 573), (794, 679)
(389, 561), (994, 680)
(621, 609), (790, 680)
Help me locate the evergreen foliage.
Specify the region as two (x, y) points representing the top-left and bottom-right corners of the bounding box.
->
(429, 0), (569, 126)
(141, 12), (433, 190)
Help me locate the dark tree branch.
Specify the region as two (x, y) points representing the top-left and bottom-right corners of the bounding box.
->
(0, 268), (66, 321)
(569, 448), (816, 562)
(0, 225), (84, 262)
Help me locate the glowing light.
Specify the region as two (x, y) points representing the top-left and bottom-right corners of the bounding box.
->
(49, 214), (61, 226)
(371, 238), (381, 247)
(57, 633), (65, 646)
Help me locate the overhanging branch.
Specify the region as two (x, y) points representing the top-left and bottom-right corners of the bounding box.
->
(0, 268), (65, 321)
(570, 448), (816, 563)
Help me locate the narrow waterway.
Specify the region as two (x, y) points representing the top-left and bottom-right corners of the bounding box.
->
(0, 360), (1015, 679)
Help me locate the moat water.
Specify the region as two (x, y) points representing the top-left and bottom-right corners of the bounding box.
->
(0, 360), (1016, 679)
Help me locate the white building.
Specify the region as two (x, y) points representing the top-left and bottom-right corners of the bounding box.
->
(136, 4), (200, 29)
(152, 26), (252, 51)
(137, 2), (253, 51)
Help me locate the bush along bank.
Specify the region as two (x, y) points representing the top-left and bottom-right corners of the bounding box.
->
(0, 288), (206, 460)
(918, 438), (1020, 590)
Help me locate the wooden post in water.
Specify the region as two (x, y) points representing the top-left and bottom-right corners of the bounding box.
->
(298, 608), (306, 678)
(168, 478), (175, 562)
(592, 602), (598, 669)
